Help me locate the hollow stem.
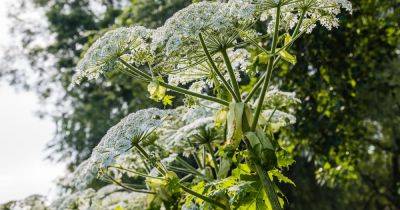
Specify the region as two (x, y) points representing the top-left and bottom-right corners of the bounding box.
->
(134, 144), (167, 175)
(108, 165), (163, 180)
(199, 33), (240, 102)
(118, 58), (152, 80)
(118, 58), (229, 106)
(251, 4), (280, 130)
(254, 164), (281, 209)
(158, 81), (229, 106)
(244, 9), (306, 103)
(247, 4), (283, 210)
(221, 48), (241, 102)
(103, 173), (156, 194)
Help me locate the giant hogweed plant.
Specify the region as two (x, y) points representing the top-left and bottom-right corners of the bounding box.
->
(55, 0), (351, 209)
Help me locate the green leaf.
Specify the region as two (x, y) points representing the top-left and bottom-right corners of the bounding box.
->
(268, 169), (295, 186)
(284, 33), (292, 46)
(245, 130), (277, 169)
(218, 156), (232, 179)
(254, 52), (270, 64)
(147, 80), (166, 101)
(162, 95), (174, 106)
(188, 181), (205, 205)
(214, 108), (228, 128)
(237, 185), (270, 210)
(278, 50), (297, 65)
(114, 206), (124, 210)
(277, 150), (295, 168)
(227, 102), (245, 149)
(232, 163), (252, 178)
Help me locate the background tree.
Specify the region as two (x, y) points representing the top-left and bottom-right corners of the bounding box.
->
(1, 0), (188, 170)
(1, 0), (399, 209)
(277, 0), (400, 208)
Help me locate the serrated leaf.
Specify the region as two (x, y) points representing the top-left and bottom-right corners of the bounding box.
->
(232, 164), (252, 178)
(162, 95), (174, 106)
(268, 169), (295, 186)
(279, 50), (296, 65)
(237, 185), (270, 210)
(284, 33), (292, 46)
(277, 150), (295, 168)
(188, 181), (205, 205)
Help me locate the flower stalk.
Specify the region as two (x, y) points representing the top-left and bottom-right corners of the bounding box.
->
(221, 48), (242, 102)
(118, 57), (229, 106)
(199, 33), (241, 102)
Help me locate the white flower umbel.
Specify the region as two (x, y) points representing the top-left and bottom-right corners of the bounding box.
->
(51, 185), (150, 210)
(91, 185), (149, 210)
(301, 0), (352, 31)
(51, 188), (96, 210)
(69, 108), (170, 189)
(72, 26), (153, 84)
(157, 105), (216, 156)
(251, 0), (352, 34)
(151, 2), (256, 57)
(261, 109), (296, 132)
(68, 159), (99, 190)
(261, 87), (301, 108)
(4, 195), (48, 210)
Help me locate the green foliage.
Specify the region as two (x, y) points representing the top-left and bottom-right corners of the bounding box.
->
(2, 0), (188, 170)
(274, 0), (400, 208)
(1, 0), (399, 209)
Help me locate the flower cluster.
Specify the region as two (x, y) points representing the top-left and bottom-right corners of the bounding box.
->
(72, 26), (152, 85)
(261, 109), (297, 132)
(0, 195), (48, 210)
(262, 87), (301, 108)
(68, 108), (170, 189)
(152, 2), (256, 56)
(257, 0), (352, 33)
(156, 103), (218, 156)
(51, 185), (149, 210)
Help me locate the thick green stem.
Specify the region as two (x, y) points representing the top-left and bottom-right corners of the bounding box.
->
(118, 58), (152, 80)
(179, 183), (229, 210)
(118, 58), (229, 106)
(254, 164), (281, 209)
(244, 10), (306, 103)
(292, 10), (306, 40)
(244, 5), (283, 210)
(158, 81), (229, 106)
(206, 143), (220, 176)
(221, 48), (241, 102)
(103, 173), (156, 194)
(135, 144), (167, 175)
(251, 5), (281, 130)
(199, 33), (240, 102)
(109, 165), (163, 180)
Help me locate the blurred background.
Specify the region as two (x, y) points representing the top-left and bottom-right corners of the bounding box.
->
(0, 0), (399, 209)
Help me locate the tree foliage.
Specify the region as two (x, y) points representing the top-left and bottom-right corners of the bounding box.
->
(0, 0), (399, 209)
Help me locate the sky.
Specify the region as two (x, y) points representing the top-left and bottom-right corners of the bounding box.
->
(0, 0), (65, 204)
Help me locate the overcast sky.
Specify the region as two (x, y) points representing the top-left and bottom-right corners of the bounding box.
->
(0, 1), (65, 204)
